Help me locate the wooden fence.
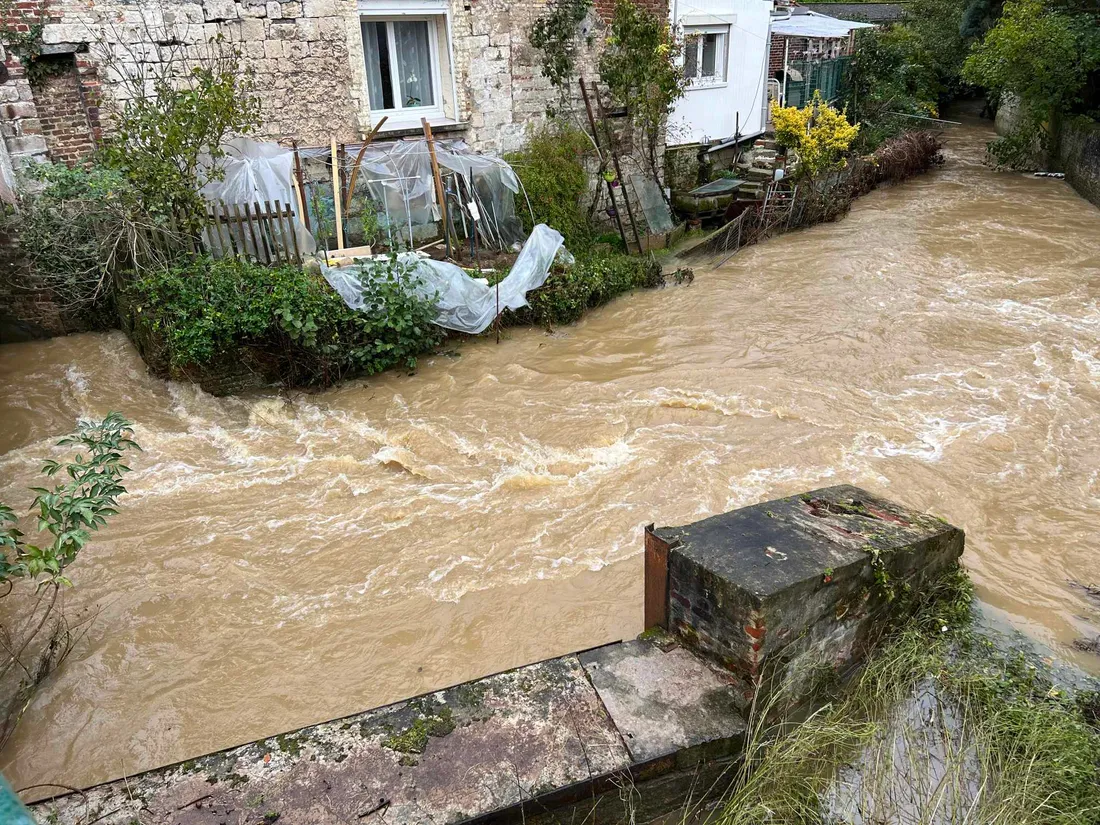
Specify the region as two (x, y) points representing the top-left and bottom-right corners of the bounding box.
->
(140, 199), (304, 268)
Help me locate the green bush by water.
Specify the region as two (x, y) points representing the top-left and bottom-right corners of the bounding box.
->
(126, 255), (443, 386)
(504, 252), (664, 328)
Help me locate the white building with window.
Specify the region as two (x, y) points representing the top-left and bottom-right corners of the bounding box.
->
(667, 0), (774, 146)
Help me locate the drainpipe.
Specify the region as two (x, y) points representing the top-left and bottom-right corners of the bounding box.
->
(782, 38), (790, 106)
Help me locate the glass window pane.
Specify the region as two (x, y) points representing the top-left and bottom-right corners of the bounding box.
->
(362, 21), (394, 110)
(701, 33), (718, 77)
(393, 20), (434, 108)
(684, 34), (699, 79)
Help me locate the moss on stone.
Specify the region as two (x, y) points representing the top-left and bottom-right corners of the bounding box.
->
(275, 733), (303, 757)
(382, 705), (456, 754)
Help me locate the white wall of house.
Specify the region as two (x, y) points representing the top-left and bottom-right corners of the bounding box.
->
(667, 0), (772, 146)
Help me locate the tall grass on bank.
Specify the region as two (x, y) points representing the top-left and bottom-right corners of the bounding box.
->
(706, 570), (1100, 825)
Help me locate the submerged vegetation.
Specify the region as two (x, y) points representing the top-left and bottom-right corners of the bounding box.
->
(710, 569), (1100, 825)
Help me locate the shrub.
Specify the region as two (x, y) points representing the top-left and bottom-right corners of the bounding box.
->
(506, 252), (664, 327)
(0, 163), (155, 325)
(771, 92), (861, 180)
(96, 22), (261, 231)
(126, 256), (443, 386)
(506, 123), (596, 252)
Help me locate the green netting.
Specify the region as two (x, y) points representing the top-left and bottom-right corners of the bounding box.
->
(782, 56), (851, 108)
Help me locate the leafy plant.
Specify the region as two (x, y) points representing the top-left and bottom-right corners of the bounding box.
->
(97, 22), (262, 233)
(504, 251), (664, 328)
(771, 92), (861, 180)
(0, 163), (163, 323)
(505, 122), (595, 251)
(0, 414), (139, 747)
(0, 414), (139, 588)
(599, 0), (688, 188)
(529, 0), (593, 96)
(963, 0), (1100, 167)
(353, 195), (384, 248)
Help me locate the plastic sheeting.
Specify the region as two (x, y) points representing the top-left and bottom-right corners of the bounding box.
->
(770, 10), (874, 38)
(322, 224), (569, 334)
(300, 138), (527, 252)
(200, 138), (316, 258)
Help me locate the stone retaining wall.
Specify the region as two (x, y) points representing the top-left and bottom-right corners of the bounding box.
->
(1059, 118), (1100, 210)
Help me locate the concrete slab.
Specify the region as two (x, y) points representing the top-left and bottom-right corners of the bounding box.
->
(579, 637), (745, 763)
(32, 655), (631, 825)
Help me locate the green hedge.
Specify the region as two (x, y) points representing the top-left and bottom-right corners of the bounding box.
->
(123, 250), (670, 391)
(505, 252), (664, 328)
(125, 255), (442, 387)
(505, 123), (596, 253)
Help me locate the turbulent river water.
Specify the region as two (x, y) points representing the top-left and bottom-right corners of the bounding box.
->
(3, 115), (1100, 794)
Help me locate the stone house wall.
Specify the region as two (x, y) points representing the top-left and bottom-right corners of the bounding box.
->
(0, 0), (672, 342)
(0, 0), (670, 166)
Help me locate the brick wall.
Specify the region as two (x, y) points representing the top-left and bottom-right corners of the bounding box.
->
(0, 0), (102, 168)
(769, 33), (853, 78)
(33, 54), (96, 163)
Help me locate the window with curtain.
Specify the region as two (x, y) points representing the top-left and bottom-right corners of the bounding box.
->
(683, 26), (729, 86)
(361, 17), (439, 113)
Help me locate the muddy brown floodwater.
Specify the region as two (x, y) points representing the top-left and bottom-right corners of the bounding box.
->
(3, 115), (1100, 796)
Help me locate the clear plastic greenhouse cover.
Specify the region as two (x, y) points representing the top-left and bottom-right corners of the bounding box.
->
(199, 138), (316, 257)
(298, 137), (528, 251)
(322, 224), (572, 335)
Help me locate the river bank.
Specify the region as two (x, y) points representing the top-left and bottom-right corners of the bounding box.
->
(2, 114), (1099, 795)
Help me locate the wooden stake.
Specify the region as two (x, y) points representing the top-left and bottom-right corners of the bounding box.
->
(292, 140), (310, 232)
(421, 117), (451, 255)
(281, 201), (302, 264)
(217, 200), (237, 257)
(259, 200), (279, 263)
(240, 202), (260, 260)
(204, 203), (221, 257)
(331, 137), (345, 251)
(253, 202), (273, 263)
(345, 115), (388, 210)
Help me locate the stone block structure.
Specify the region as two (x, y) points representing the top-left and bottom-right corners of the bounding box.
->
(646, 485), (964, 709)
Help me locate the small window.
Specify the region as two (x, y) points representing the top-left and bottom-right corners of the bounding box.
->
(361, 17), (440, 113)
(683, 26), (728, 85)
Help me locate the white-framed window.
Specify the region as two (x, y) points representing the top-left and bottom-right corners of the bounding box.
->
(683, 25), (729, 87)
(358, 0), (454, 125)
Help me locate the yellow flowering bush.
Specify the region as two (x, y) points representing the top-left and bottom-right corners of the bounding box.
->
(770, 92), (860, 178)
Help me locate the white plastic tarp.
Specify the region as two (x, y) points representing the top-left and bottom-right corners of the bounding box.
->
(321, 223), (569, 334)
(770, 11), (874, 37)
(199, 138), (316, 257)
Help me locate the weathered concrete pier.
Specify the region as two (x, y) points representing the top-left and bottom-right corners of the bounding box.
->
(30, 485), (963, 825)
